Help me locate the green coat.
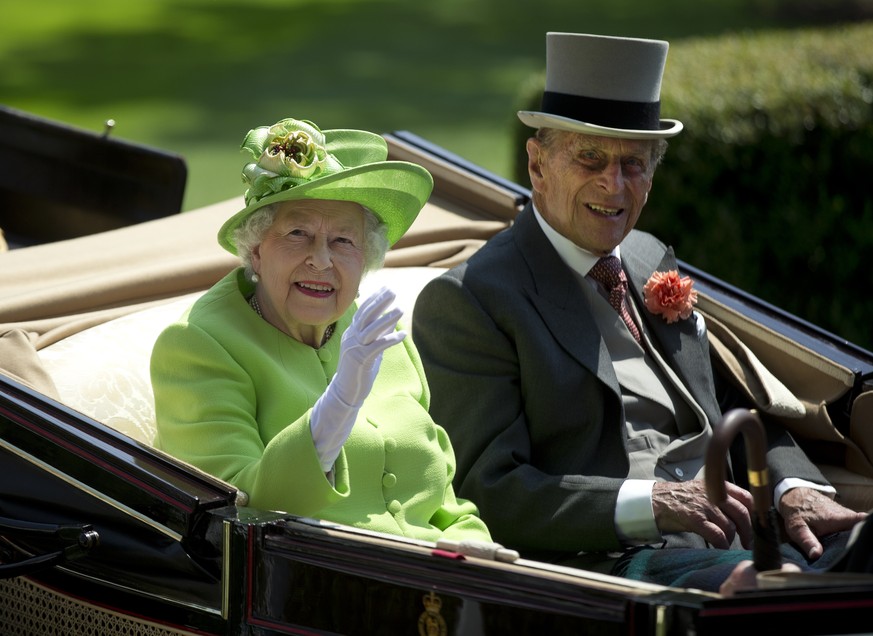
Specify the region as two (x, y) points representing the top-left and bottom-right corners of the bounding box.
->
(151, 268), (490, 543)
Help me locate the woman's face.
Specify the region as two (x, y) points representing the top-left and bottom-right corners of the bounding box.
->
(251, 199), (366, 346)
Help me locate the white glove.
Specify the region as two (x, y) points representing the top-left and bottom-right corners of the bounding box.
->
(436, 539), (520, 563)
(310, 287), (406, 471)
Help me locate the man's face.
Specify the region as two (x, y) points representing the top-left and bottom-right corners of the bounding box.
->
(526, 130), (658, 256)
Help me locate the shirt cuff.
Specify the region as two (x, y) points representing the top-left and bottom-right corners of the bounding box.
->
(774, 477), (836, 506)
(615, 479), (660, 544)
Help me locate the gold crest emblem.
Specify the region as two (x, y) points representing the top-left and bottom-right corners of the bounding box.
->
(418, 591), (447, 636)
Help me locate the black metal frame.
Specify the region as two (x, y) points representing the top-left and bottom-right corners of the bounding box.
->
(0, 105), (187, 246)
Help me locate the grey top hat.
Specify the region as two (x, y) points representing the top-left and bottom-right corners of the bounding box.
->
(518, 32), (683, 139)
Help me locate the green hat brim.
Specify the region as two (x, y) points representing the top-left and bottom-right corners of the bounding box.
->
(218, 160), (433, 254)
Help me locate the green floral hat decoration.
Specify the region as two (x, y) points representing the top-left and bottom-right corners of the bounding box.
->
(218, 117), (434, 254)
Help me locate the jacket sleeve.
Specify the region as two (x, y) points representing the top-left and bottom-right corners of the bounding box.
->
(386, 325), (491, 541)
(413, 271), (627, 555)
(150, 322), (347, 514)
(428, 423), (493, 542)
(708, 346), (830, 489)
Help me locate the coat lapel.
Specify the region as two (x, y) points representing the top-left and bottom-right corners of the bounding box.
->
(511, 206), (622, 395)
(621, 232), (722, 423)
(508, 209), (720, 421)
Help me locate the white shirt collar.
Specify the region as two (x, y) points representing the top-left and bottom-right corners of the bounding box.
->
(530, 202), (621, 278)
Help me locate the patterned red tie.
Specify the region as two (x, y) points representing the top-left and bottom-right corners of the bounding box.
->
(589, 256), (642, 344)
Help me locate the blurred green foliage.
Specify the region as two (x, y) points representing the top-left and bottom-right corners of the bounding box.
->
(1, 0), (792, 212)
(513, 22), (873, 349)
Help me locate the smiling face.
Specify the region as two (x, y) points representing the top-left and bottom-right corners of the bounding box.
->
(251, 199), (366, 347)
(526, 130), (659, 256)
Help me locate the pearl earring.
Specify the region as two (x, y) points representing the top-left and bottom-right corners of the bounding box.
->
(251, 273), (260, 283)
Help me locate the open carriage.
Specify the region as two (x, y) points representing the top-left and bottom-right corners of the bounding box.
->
(2, 109), (873, 635)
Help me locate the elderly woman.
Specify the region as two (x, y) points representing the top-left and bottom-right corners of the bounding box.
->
(150, 117), (491, 543)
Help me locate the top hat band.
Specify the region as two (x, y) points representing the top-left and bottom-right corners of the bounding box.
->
(541, 91), (662, 131)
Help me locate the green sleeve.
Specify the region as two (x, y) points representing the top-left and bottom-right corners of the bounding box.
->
(427, 421), (492, 542)
(150, 322), (348, 514)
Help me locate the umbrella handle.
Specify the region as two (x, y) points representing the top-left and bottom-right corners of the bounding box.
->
(705, 408), (782, 571)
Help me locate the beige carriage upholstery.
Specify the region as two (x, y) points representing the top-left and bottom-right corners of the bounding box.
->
(698, 297), (873, 512)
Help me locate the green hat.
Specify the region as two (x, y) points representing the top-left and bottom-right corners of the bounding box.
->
(218, 118), (434, 254)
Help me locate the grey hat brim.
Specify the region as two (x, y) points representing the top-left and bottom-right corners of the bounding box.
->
(518, 110), (683, 140)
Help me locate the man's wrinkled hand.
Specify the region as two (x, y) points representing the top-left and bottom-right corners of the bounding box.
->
(779, 487), (867, 560)
(653, 480), (754, 549)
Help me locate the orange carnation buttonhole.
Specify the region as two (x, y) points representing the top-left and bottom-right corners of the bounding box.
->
(643, 270), (698, 323)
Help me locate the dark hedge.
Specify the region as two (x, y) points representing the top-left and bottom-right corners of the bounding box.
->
(512, 22), (873, 350)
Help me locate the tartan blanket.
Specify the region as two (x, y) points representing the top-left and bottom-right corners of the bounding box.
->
(612, 532), (851, 591)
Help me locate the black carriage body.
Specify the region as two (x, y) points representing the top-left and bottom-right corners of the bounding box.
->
(3, 369), (873, 635)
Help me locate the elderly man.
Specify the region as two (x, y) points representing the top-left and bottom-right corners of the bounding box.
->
(412, 32), (865, 590)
